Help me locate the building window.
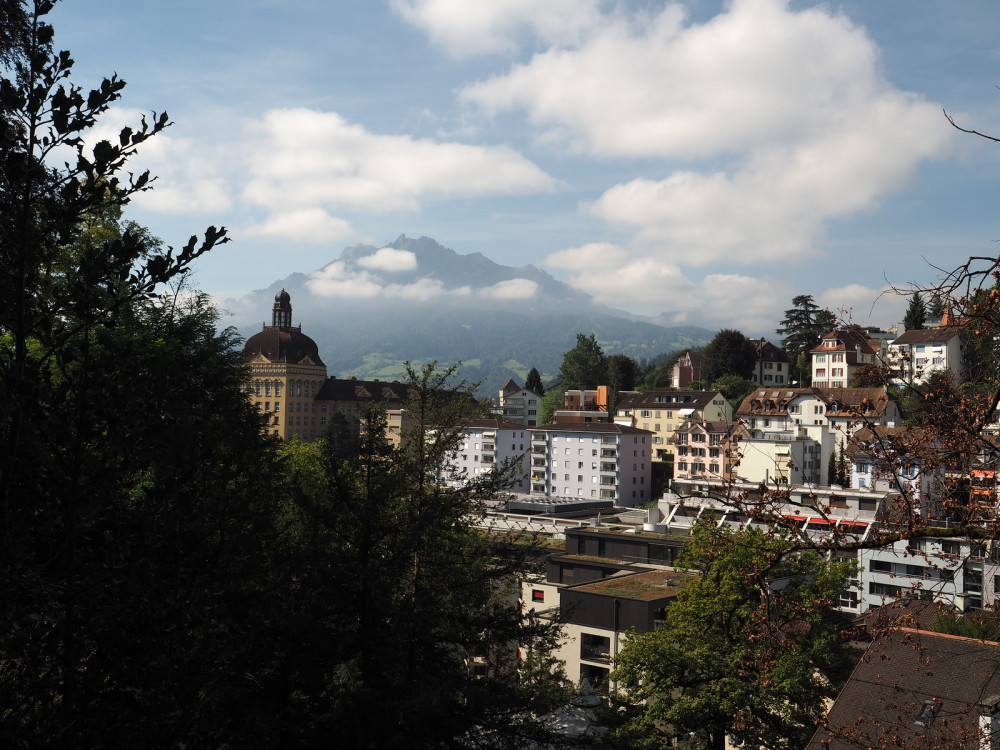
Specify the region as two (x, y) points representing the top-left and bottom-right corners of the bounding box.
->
(531, 590), (545, 603)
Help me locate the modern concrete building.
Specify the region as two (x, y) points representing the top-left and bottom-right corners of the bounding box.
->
(444, 418), (531, 490)
(528, 422), (654, 507)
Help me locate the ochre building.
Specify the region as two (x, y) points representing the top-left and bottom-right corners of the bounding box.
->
(243, 289), (327, 440)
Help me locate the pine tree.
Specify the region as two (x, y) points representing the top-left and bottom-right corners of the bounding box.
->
(903, 291), (927, 330)
(524, 366), (545, 395)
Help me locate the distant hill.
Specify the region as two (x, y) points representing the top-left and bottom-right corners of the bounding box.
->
(222, 235), (713, 394)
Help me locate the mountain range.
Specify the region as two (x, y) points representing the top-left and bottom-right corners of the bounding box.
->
(222, 235), (714, 393)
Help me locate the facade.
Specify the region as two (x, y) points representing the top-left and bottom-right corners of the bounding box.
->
(887, 324), (966, 387)
(444, 419), (531, 490)
(748, 338), (790, 386)
(615, 391), (732, 461)
(846, 426), (937, 511)
(671, 420), (741, 482)
(735, 386), (901, 484)
(858, 536), (1000, 613)
(809, 327), (881, 388)
(670, 350), (704, 389)
(521, 526), (692, 692)
(313, 377), (412, 447)
(243, 289), (328, 440)
(496, 379), (542, 427)
(528, 423), (654, 507)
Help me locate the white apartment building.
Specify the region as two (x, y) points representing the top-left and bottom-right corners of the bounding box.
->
(496, 379), (543, 427)
(887, 325), (966, 387)
(528, 423), (654, 507)
(445, 419), (531, 490)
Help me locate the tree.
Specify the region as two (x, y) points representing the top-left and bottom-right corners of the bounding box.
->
(928, 291), (946, 319)
(0, 6), (267, 746)
(524, 366), (545, 395)
(849, 362), (888, 388)
(539, 388), (563, 425)
(902, 291), (927, 330)
(271, 364), (571, 748)
(710, 373), (757, 409)
(558, 332), (607, 390)
(701, 329), (755, 384)
(607, 352), (639, 412)
(612, 523), (855, 750)
(776, 295), (836, 368)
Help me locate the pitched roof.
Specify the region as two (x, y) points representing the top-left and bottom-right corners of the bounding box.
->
(500, 378), (521, 393)
(618, 390), (724, 411)
(749, 338), (790, 363)
(809, 629), (1000, 750)
(892, 325), (965, 345)
(314, 377), (411, 403)
(530, 422), (653, 436)
(810, 327), (877, 356)
(815, 387), (894, 418)
(460, 418), (525, 430)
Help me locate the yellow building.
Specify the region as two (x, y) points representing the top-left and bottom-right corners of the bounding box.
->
(243, 289), (327, 440)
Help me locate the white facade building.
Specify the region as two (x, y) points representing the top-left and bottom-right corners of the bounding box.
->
(445, 419), (531, 490)
(887, 325), (966, 387)
(529, 423), (654, 507)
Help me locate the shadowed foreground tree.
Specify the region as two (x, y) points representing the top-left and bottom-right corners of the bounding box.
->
(275, 363), (572, 749)
(701, 328), (755, 384)
(611, 523), (855, 750)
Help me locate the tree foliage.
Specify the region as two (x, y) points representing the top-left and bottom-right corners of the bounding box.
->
(558, 332), (607, 390)
(776, 295), (836, 371)
(612, 523), (855, 750)
(524, 366), (545, 395)
(701, 328), (755, 384)
(902, 291), (927, 330)
(271, 364), (571, 748)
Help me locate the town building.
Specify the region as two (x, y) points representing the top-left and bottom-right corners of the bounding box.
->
(444, 418), (531, 490)
(496, 379), (543, 427)
(671, 420), (741, 482)
(313, 377), (413, 446)
(521, 525), (692, 691)
(528, 423), (654, 507)
(670, 350), (704, 389)
(808, 627), (1000, 750)
(809, 326), (883, 388)
(887, 319), (967, 386)
(243, 289), (328, 440)
(615, 391), (731, 461)
(748, 338), (790, 386)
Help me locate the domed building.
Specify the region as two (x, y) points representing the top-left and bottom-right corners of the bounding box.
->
(243, 289), (327, 440)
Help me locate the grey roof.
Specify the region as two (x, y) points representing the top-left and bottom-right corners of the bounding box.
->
(809, 628), (1000, 750)
(893, 325), (965, 345)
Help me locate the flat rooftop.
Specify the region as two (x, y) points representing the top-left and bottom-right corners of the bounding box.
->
(570, 570), (695, 601)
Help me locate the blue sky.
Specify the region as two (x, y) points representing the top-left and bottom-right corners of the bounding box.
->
(50, 0), (1000, 334)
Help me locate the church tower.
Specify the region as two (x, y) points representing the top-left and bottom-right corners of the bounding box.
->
(243, 289), (328, 440)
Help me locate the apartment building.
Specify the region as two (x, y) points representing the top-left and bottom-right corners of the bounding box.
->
(615, 391), (731, 461)
(528, 423), (654, 507)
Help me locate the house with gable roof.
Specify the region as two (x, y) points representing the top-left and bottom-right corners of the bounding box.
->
(888, 307), (967, 386)
(496, 378), (543, 426)
(808, 627), (1000, 750)
(671, 420), (741, 482)
(810, 326), (884, 388)
(615, 390), (731, 461)
(748, 338), (790, 386)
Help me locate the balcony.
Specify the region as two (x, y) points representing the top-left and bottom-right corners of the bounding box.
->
(600, 463), (617, 474)
(601, 449), (617, 459)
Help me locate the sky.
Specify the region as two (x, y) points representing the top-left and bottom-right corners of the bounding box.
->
(48, 0), (1000, 335)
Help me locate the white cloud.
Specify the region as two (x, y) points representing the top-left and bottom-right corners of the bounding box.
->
(306, 262), (384, 298)
(481, 278), (539, 299)
(462, 0), (954, 268)
(391, 0), (603, 56)
(242, 208), (353, 243)
(357, 247), (419, 272)
(817, 283), (905, 328)
(242, 108), (555, 214)
(545, 242), (629, 270)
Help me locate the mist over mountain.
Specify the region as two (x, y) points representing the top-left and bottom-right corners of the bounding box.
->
(222, 235), (713, 391)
